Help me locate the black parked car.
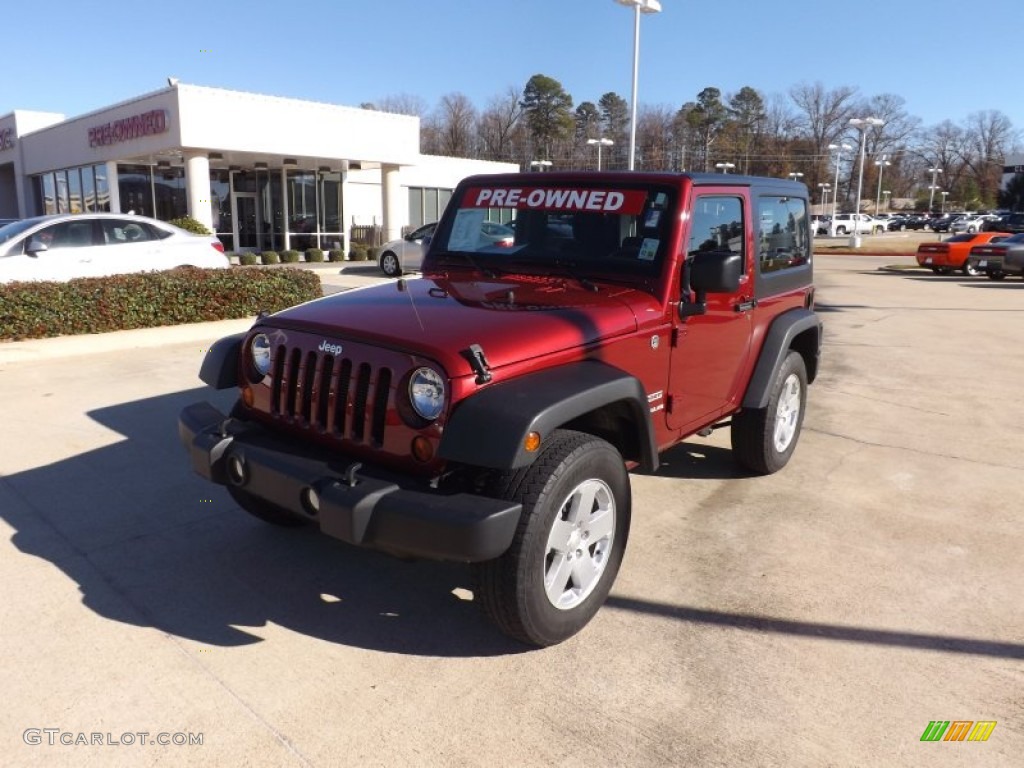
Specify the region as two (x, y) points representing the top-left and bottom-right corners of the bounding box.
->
(982, 212), (1024, 234)
(929, 214), (962, 233)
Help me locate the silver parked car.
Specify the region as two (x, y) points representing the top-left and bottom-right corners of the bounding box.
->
(377, 221), (514, 276)
(0, 213), (228, 284)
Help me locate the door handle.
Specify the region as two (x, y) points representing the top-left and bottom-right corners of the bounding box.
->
(734, 298), (757, 312)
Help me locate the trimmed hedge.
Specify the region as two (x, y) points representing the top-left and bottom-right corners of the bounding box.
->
(305, 248), (325, 263)
(168, 216), (213, 235)
(237, 252), (259, 266)
(328, 249), (345, 262)
(260, 251), (280, 265)
(0, 267), (322, 341)
(281, 250), (302, 263)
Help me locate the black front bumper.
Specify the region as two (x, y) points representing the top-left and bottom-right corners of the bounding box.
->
(178, 402), (522, 562)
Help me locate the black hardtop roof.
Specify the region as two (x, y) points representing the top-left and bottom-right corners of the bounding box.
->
(457, 170), (807, 196)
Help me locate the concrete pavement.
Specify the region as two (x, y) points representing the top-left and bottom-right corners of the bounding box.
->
(0, 256), (1021, 766)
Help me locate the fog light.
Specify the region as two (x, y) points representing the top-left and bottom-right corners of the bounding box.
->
(302, 487), (320, 516)
(524, 431), (541, 452)
(241, 385), (254, 407)
(411, 436), (434, 463)
(227, 455), (247, 485)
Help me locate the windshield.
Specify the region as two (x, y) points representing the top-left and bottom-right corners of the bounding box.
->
(428, 183), (676, 280)
(0, 217), (45, 247)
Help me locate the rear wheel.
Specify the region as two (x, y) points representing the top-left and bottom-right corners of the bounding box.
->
(962, 261), (981, 277)
(837, 226), (848, 235)
(379, 250), (402, 277)
(472, 430), (631, 647)
(731, 351), (807, 475)
(987, 271), (1007, 281)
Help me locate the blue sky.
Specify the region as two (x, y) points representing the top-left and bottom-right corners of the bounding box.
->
(4, 0), (1022, 141)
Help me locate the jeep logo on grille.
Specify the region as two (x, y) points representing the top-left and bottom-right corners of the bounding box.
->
(318, 340), (343, 355)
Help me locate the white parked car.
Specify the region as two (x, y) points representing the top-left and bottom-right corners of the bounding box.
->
(0, 213), (228, 284)
(377, 220), (514, 276)
(822, 213), (886, 237)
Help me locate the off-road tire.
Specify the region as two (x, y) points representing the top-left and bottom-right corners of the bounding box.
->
(731, 351), (808, 475)
(472, 430), (631, 647)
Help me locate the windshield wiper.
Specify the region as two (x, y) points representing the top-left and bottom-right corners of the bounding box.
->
(430, 251), (501, 279)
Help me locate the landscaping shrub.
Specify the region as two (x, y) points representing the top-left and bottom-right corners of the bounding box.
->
(260, 251), (280, 265)
(327, 249), (346, 262)
(281, 250), (302, 263)
(349, 245), (368, 261)
(168, 216), (212, 235)
(0, 267), (322, 341)
(305, 248), (325, 263)
(237, 252), (259, 266)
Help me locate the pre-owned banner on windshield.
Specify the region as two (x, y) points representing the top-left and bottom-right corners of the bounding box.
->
(463, 187), (647, 214)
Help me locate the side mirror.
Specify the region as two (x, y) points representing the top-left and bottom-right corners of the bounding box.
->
(679, 250), (741, 319)
(26, 237), (49, 256)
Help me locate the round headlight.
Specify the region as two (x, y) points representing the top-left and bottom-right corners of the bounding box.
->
(250, 333), (272, 377)
(409, 367), (445, 421)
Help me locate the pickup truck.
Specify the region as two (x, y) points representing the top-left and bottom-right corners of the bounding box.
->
(819, 213), (886, 237)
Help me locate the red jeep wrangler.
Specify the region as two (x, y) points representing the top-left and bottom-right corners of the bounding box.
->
(179, 172), (822, 646)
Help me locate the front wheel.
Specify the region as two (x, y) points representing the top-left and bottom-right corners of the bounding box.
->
(987, 271), (1007, 281)
(837, 226), (848, 235)
(379, 251), (402, 277)
(472, 430), (631, 647)
(731, 351), (808, 475)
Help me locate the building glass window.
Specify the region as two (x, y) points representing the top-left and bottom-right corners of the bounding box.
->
(408, 186), (453, 230)
(93, 164), (110, 212)
(287, 170), (318, 251)
(118, 164), (154, 218)
(39, 173), (57, 215)
(81, 166), (96, 212)
(265, 170), (283, 251)
(66, 168), (83, 213)
(210, 170), (233, 251)
(408, 188), (424, 229)
(154, 166), (187, 220)
(55, 171), (70, 214)
(319, 171), (343, 250)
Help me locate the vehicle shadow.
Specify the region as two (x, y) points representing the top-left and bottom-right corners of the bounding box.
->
(636, 441), (748, 480)
(0, 387), (525, 658)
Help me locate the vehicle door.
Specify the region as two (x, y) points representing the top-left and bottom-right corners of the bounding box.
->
(0, 219), (103, 282)
(667, 191), (753, 431)
(95, 218), (162, 277)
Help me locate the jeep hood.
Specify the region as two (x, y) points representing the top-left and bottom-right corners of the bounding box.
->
(267, 273), (658, 376)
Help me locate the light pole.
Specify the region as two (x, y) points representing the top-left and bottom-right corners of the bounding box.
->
(848, 117), (885, 246)
(788, 172), (804, 182)
(818, 183), (831, 211)
(828, 143), (852, 222)
(529, 160), (553, 172)
(587, 137), (614, 170)
(927, 167), (943, 212)
(874, 156), (891, 215)
(614, 0), (662, 170)
(940, 191), (949, 213)
(715, 162), (735, 174)
(882, 190), (891, 212)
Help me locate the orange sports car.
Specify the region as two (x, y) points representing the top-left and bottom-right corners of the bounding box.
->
(916, 231), (1012, 275)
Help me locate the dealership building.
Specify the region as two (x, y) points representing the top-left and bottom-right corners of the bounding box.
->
(0, 82), (517, 252)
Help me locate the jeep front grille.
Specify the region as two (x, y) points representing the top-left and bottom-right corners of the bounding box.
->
(270, 345), (393, 447)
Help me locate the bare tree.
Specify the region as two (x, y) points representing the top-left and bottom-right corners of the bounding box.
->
(373, 93), (429, 117)
(635, 105), (676, 171)
(962, 110), (1015, 206)
(789, 82), (859, 192)
(476, 86), (524, 163)
(432, 92), (477, 157)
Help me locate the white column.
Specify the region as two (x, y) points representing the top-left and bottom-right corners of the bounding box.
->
(184, 152), (213, 230)
(381, 164), (403, 243)
(281, 167), (290, 252)
(105, 160), (121, 213)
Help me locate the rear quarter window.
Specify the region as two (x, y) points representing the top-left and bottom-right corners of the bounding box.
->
(758, 196), (810, 274)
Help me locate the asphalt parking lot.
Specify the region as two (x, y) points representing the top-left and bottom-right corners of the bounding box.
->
(1, 256), (1021, 767)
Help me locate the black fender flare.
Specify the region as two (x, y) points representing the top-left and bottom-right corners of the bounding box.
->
(439, 360), (658, 472)
(199, 332), (246, 389)
(742, 309), (822, 410)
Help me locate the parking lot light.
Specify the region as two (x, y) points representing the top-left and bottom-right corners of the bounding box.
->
(715, 162), (735, 174)
(874, 156), (891, 216)
(828, 143), (852, 222)
(586, 137), (614, 171)
(928, 167), (943, 212)
(615, 0), (662, 170)
(848, 117), (885, 246)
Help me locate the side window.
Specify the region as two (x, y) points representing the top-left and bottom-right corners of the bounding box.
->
(33, 221), (95, 249)
(758, 196), (810, 273)
(101, 219), (154, 245)
(686, 196), (744, 266)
